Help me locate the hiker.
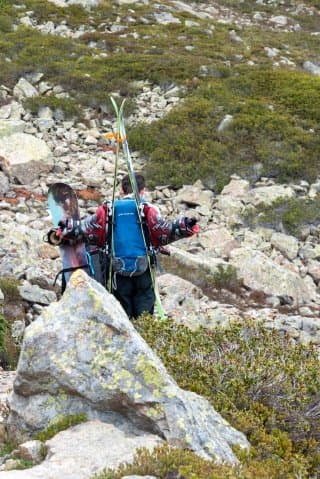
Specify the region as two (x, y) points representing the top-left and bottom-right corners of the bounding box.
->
(59, 173), (199, 319)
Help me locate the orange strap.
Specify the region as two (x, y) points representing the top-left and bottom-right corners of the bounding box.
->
(103, 132), (126, 143)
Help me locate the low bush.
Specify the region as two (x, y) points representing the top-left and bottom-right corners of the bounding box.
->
(244, 197), (320, 236)
(0, 277), (20, 302)
(95, 318), (320, 478)
(94, 444), (245, 479)
(212, 264), (241, 290)
(131, 68), (320, 190)
(0, 277), (22, 369)
(23, 95), (81, 120)
(0, 314), (9, 356)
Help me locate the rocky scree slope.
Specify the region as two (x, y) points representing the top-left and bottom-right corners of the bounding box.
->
(0, 0), (319, 475)
(0, 0), (319, 341)
(0, 0), (319, 381)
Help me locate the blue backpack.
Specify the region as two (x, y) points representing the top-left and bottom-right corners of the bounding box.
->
(112, 198), (149, 276)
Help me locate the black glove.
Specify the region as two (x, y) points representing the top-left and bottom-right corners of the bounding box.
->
(185, 217), (197, 229)
(173, 217), (200, 237)
(58, 218), (85, 239)
(184, 217), (200, 235)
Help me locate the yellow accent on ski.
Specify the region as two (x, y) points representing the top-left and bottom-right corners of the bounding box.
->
(103, 132), (126, 143)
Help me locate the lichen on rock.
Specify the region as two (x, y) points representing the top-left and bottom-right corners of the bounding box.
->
(8, 270), (249, 464)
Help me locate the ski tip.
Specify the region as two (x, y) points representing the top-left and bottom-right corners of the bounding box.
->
(110, 96), (126, 116)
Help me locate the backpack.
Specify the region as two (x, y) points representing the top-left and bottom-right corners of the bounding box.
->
(111, 198), (149, 276)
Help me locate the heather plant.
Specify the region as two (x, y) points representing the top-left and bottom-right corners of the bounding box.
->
(0, 277), (21, 368)
(0, 314), (8, 355)
(23, 96), (81, 120)
(94, 317), (320, 478)
(211, 264), (241, 290)
(131, 68), (320, 190)
(0, 277), (20, 302)
(94, 444), (246, 479)
(244, 196), (320, 237)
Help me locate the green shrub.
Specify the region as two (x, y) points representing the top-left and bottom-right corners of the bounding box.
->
(0, 312), (20, 370)
(95, 440), (312, 479)
(130, 69), (320, 190)
(212, 264), (241, 290)
(23, 96), (81, 120)
(0, 440), (15, 456)
(22, 0), (89, 26)
(100, 317), (320, 478)
(94, 444), (243, 479)
(34, 414), (87, 442)
(160, 255), (242, 298)
(0, 314), (9, 354)
(0, 277), (22, 369)
(244, 197), (320, 236)
(14, 459), (34, 470)
(0, 14), (12, 33)
(0, 277), (20, 302)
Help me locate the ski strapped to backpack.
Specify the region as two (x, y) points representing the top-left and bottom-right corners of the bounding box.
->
(106, 97), (166, 320)
(106, 98), (125, 292)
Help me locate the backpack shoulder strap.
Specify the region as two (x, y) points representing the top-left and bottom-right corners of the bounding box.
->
(140, 202), (153, 251)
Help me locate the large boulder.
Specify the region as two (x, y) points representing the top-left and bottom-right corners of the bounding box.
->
(168, 244), (231, 277)
(0, 120), (25, 137)
(0, 132), (53, 184)
(158, 273), (242, 330)
(174, 181), (214, 209)
(13, 78), (38, 100)
(8, 270), (249, 464)
(198, 226), (239, 259)
(230, 247), (318, 305)
(248, 184), (295, 207)
(270, 231), (299, 261)
(0, 420), (162, 479)
(220, 178), (250, 199)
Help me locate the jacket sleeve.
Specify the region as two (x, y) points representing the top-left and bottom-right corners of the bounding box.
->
(143, 203), (197, 246)
(81, 202), (109, 247)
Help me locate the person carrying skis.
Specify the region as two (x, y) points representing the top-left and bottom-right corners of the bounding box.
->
(59, 173), (199, 319)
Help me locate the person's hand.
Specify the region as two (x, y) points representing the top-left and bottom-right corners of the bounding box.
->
(58, 219), (84, 239)
(46, 228), (62, 245)
(183, 217), (200, 235)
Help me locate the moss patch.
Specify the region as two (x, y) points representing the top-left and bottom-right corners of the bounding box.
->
(34, 413), (87, 442)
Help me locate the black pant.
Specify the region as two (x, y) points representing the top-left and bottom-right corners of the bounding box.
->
(113, 269), (155, 319)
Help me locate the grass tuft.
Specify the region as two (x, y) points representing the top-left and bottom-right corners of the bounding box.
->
(34, 414), (87, 442)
